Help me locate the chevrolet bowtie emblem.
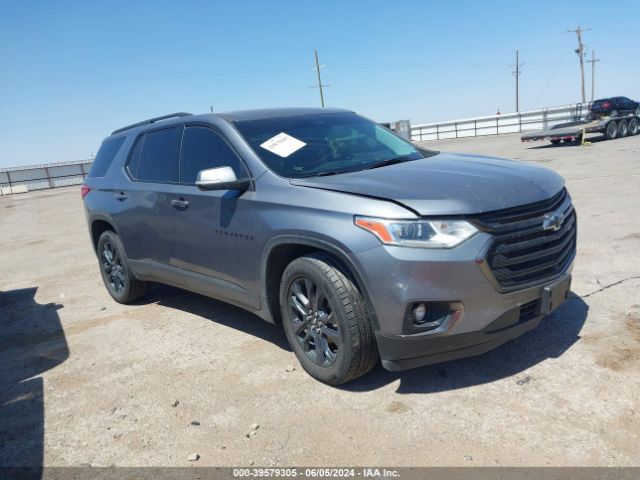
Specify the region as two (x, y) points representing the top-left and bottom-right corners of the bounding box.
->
(542, 211), (565, 231)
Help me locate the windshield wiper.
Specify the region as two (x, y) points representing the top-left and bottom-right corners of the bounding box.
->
(297, 170), (351, 178)
(364, 155), (416, 170)
(297, 155), (419, 178)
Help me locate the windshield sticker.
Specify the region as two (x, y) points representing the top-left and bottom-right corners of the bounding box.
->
(260, 132), (306, 158)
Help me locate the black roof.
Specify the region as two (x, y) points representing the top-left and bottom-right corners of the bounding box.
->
(217, 107), (350, 122)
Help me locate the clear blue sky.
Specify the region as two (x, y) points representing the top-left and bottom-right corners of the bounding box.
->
(1, 0), (638, 167)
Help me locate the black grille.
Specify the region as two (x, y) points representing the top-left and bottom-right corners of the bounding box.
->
(473, 189), (577, 291)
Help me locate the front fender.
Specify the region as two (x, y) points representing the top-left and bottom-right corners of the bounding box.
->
(260, 234), (380, 331)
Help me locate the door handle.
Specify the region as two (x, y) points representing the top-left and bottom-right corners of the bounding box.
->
(171, 198), (190, 210)
(114, 192), (127, 201)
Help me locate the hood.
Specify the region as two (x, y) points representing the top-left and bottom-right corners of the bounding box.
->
(289, 152), (565, 216)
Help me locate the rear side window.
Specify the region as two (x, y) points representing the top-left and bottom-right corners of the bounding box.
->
(88, 137), (126, 178)
(180, 126), (246, 183)
(126, 135), (144, 178)
(137, 127), (182, 183)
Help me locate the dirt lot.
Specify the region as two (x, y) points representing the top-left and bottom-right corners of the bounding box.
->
(1, 133), (639, 468)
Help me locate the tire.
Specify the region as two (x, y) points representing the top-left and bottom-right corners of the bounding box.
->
(617, 120), (628, 138)
(629, 118), (639, 136)
(550, 139), (561, 145)
(604, 121), (618, 140)
(279, 253), (378, 385)
(97, 231), (148, 304)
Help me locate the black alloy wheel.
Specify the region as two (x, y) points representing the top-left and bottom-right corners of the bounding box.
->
(286, 276), (340, 367)
(97, 231), (147, 303)
(101, 240), (127, 295)
(279, 253), (379, 384)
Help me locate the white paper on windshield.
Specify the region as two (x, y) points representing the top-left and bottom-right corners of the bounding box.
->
(260, 132), (306, 158)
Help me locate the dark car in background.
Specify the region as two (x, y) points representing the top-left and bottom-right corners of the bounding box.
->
(590, 96), (639, 118)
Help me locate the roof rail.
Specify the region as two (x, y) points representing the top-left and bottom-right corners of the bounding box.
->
(111, 112), (193, 135)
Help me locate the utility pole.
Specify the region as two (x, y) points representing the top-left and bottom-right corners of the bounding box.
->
(313, 49), (328, 108)
(512, 50), (524, 112)
(566, 26), (590, 103)
(586, 50), (600, 102)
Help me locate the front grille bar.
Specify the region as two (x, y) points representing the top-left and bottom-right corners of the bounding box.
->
(472, 188), (577, 291)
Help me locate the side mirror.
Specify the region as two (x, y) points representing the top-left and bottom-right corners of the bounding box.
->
(195, 166), (250, 191)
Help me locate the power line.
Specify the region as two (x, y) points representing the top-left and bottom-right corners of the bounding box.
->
(1, 61), (579, 88)
(566, 26), (591, 103)
(586, 50), (600, 102)
(311, 49), (330, 108)
(532, 60), (564, 108)
(511, 50), (524, 112)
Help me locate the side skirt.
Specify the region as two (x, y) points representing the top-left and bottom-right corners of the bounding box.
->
(129, 259), (270, 321)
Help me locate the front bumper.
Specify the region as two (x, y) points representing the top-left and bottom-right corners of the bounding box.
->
(376, 301), (545, 371)
(352, 232), (574, 371)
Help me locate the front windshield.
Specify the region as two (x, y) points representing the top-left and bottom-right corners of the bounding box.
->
(233, 112), (436, 178)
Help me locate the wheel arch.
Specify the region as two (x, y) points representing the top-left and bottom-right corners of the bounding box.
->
(260, 235), (379, 330)
(90, 216), (119, 254)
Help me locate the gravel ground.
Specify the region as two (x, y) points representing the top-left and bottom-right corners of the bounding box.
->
(1, 132), (639, 467)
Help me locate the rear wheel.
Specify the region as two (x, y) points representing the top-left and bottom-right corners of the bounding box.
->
(550, 139), (561, 145)
(604, 121), (618, 140)
(279, 253), (378, 385)
(629, 118), (639, 136)
(97, 231), (148, 303)
(617, 120), (628, 138)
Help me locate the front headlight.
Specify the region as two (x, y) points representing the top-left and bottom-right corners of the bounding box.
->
(355, 216), (478, 248)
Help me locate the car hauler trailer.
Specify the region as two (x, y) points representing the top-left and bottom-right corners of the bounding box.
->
(521, 111), (640, 145)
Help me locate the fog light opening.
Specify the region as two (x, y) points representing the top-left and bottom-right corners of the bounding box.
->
(405, 301), (464, 333)
(412, 303), (427, 325)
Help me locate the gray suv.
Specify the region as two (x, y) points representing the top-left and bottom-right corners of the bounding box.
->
(83, 108), (576, 384)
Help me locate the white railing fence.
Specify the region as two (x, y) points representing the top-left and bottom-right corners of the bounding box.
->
(0, 160), (93, 196)
(411, 103), (591, 142)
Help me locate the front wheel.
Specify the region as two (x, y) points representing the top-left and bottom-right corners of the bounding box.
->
(629, 118), (639, 136)
(279, 254), (378, 385)
(97, 231), (148, 303)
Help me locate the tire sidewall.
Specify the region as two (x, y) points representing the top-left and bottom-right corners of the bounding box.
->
(97, 231), (132, 303)
(279, 258), (354, 383)
(618, 120), (628, 137)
